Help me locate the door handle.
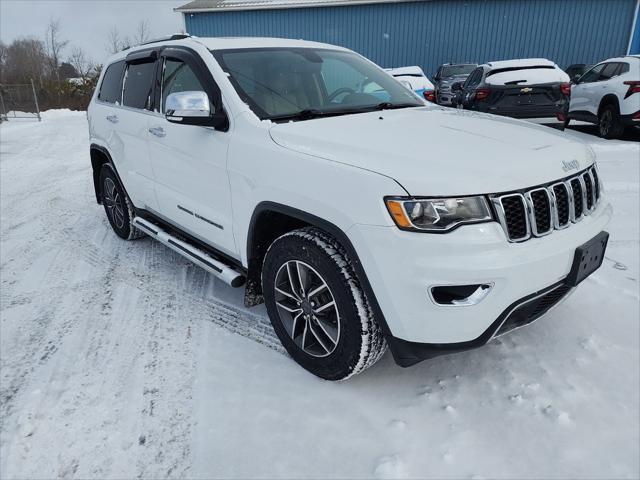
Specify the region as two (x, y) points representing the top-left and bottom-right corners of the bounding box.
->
(148, 126), (166, 138)
(106, 115), (119, 124)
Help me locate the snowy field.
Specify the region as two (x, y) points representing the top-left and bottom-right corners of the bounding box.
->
(1, 110), (638, 479)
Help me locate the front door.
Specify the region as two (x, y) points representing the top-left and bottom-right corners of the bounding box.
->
(570, 63), (605, 116)
(146, 48), (237, 257)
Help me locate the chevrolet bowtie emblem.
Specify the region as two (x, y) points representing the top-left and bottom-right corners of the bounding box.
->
(520, 87), (533, 93)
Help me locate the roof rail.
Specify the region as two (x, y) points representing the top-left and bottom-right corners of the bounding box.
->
(140, 33), (191, 46)
(122, 33), (191, 50)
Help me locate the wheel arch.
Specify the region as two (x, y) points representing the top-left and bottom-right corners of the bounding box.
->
(90, 144), (123, 204)
(598, 94), (620, 114)
(244, 201), (392, 336)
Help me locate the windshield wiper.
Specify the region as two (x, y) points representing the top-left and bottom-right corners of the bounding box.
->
(269, 103), (420, 122)
(270, 107), (368, 122)
(269, 109), (335, 122)
(372, 102), (420, 111)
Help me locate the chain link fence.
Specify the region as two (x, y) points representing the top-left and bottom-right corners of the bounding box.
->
(0, 80), (41, 122)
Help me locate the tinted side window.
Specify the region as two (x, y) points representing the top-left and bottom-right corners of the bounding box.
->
(619, 62), (630, 75)
(161, 59), (207, 113)
(123, 61), (156, 110)
(579, 64), (604, 83)
(600, 63), (619, 80)
(465, 68), (482, 88)
(98, 61), (125, 104)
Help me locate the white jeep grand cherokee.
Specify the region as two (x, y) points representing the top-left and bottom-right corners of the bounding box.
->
(87, 35), (612, 380)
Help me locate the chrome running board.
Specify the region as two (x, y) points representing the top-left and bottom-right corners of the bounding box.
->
(132, 217), (245, 288)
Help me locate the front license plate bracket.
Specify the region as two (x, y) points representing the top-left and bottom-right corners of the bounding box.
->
(566, 231), (609, 287)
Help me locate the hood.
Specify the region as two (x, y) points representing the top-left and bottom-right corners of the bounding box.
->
(269, 107), (593, 196)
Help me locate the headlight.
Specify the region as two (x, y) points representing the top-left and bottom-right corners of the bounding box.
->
(385, 196), (493, 232)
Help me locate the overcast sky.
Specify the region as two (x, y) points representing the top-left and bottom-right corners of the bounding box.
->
(1, 0), (186, 64)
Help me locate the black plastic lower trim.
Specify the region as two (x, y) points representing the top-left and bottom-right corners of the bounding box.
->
(567, 110), (599, 124)
(247, 201), (393, 336)
(620, 112), (640, 126)
(387, 279), (570, 368)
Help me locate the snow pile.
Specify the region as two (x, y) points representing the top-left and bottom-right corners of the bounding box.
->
(39, 108), (86, 119)
(0, 110), (638, 479)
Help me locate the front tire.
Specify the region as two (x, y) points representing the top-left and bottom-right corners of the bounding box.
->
(99, 165), (144, 240)
(262, 227), (387, 380)
(598, 104), (624, 139)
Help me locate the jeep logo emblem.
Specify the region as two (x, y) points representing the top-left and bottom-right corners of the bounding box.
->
(562, 160), (580, 172)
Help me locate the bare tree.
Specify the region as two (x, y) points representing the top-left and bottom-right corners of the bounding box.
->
(69, 46), (94, 79)
(44, 17), (68, 81)
(2, 37), (49, 84)
(134, 20), (151, 45)
(106, 26), (130, 54)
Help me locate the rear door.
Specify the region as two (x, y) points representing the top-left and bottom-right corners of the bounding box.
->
(113, 51), (159, 210)
(146, 47), (236, 257)
(460, 68), (483, 107)
(90, 60), (125, 151)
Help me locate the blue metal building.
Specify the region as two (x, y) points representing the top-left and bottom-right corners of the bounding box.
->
(177, 0), (640, 76)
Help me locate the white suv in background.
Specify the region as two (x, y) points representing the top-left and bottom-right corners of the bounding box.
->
(385, 66), (436, 102)
(567, 55), (640, 138)
(87, 35), (611, 380)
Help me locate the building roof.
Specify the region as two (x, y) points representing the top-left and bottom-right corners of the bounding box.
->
(175, 0), (426, 13)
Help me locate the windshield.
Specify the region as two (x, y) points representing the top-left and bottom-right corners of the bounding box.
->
(212, 48), (423, 121)
(441, 64), (476, 77)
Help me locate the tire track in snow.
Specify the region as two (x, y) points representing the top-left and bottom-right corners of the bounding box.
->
(55, 218), (284, 354)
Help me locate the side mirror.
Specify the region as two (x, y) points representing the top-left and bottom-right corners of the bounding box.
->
(165, 91), (228, 130)
(572, 74), (581, 84)
(451, 82), (462, 92)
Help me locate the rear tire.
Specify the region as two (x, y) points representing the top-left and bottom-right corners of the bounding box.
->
(262, 227), (387, 380)
(598, 104), (624, 139)
(99, 165), (144, 240)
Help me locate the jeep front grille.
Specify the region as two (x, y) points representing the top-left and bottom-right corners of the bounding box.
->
(492, 166), (601, 243)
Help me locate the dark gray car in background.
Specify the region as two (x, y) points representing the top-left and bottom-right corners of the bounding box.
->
(433, 63), (477, 105)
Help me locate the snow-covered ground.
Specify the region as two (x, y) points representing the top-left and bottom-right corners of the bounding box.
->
(1, 110), (638, 479)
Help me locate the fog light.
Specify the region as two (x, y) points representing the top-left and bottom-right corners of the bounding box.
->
(429, 283), (493, 306)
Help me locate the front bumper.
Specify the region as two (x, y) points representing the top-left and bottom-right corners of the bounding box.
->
(347, 198), (612, 361)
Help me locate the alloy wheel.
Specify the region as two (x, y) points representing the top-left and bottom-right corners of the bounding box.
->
(103, 177), (125, 229)
(600, 110), (612, 137)
(273, 260), (340, 357)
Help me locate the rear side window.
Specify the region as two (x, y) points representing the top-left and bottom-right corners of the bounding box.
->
(123, 61), (156, 110)
(464, 68), (483, 88)
(98, 61), (125, 104)
(618, 63), (630, 75)
(599, 63), (619, 80)
(580, 64), (605, 83)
